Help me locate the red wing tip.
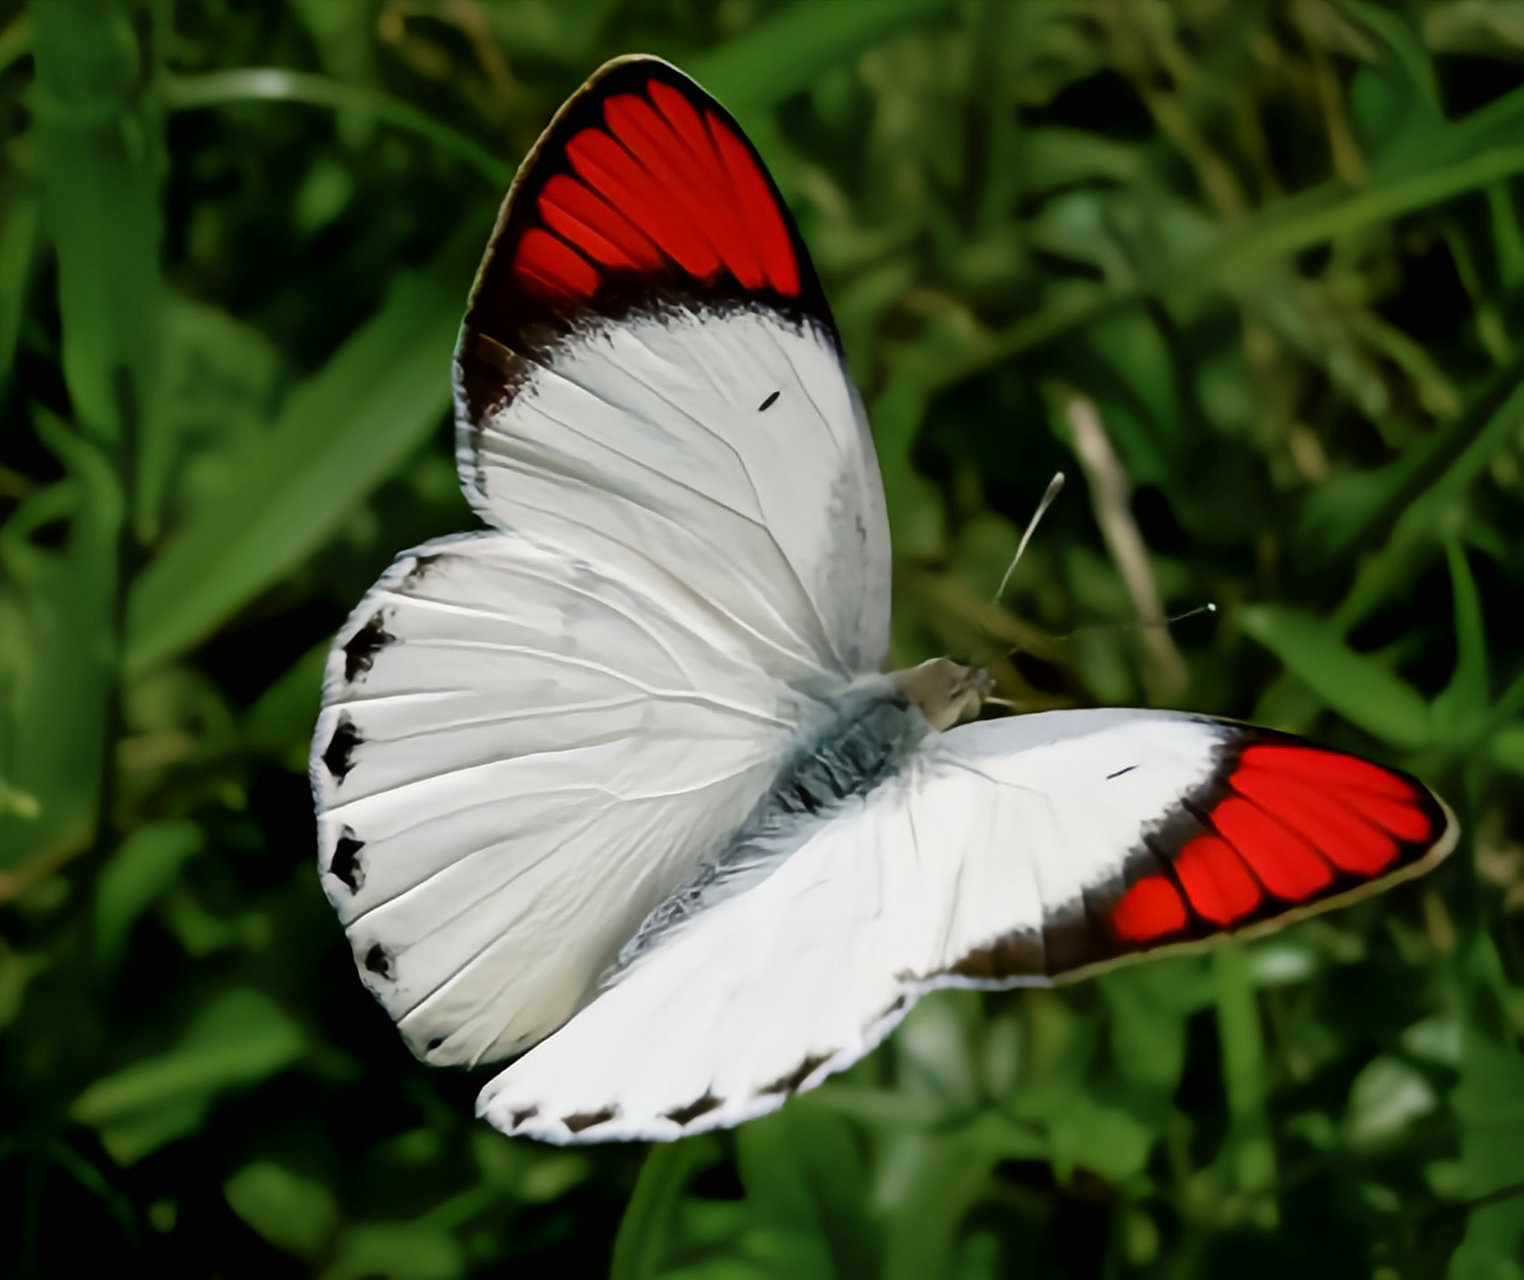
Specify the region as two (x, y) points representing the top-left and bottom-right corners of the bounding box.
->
(460, 53), (839, 432)
(497, 60), (806, 308)
(1110, 737), (1453, 947)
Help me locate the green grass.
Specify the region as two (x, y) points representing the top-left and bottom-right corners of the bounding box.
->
(3, 0), (1524, 1275)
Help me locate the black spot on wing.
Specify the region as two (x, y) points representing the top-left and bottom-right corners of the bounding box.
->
(404, 552), (443, 586)
(759, 1053), (832, 1096)
(343, 612), (395, 682)
(562, 1107), (617, 1134)
(363, 943), (392, 979)
(665, 1093), (722, 1126)
(330, 827), (365, 892)
(322, 715), (362, 783)
(510, 1106), (538, 1128)
(425, 1036), (445, 1052)
(1107, 764), (1137, 780)
(758, 389), (780, 411)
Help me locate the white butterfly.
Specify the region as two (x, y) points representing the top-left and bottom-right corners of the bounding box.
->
(311, 56), (1456, 1143)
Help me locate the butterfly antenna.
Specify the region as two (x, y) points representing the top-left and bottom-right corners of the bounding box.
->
(1153, 602), (1217, 628)
(993, 471), (1065, 606)
(1000, 603), (1217, 669)
(1028, 602), (1219, 648)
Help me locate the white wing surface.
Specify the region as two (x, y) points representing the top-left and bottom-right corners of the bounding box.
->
(461, 308), (887, 684)
(477, 707), (1453, 1143)
(453, 56), (890, 679)
(312, 56), (890, 1069)
(313, 531), (829, 1066)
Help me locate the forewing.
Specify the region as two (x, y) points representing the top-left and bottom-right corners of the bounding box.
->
(454, 55), (890, 678)
(925, 710), (1455, 979)
(476, 709), (1454, 1143)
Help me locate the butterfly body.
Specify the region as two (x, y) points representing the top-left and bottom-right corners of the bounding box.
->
(608, 677), (926, 979)
(312, 55), (1456, 1144)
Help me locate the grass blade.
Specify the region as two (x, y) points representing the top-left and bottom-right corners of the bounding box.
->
(164, 69), (511, 187)
(1238, 604), (1431, 749)
(692, 0), (950, 110)
(0, 412), (122, 874)
(124, 226), (483, 675)
(32, 0), (161, 474)
(610, 1140), (716, 1280)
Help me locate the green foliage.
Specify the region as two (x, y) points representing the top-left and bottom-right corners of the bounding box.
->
(3, 0), (1524, 1274)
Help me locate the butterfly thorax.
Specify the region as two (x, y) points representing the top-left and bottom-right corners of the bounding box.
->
(893, 659), (995, 732)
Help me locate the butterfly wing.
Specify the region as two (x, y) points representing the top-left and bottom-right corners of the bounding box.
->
(313, 532), (825, 1066)
(312, 56), (888, 1067)
(476, 709), (1453, 1143)
(455, 55), (890, 680)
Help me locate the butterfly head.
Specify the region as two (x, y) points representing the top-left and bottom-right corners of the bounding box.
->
(893, 659), (995, 732)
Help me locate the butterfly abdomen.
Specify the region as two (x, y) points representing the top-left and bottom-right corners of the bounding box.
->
(770, 687), (925, 820)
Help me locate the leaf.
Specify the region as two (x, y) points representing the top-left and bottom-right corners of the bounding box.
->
(1214, 945), (1277, 1210)
(1449, 1024), (1524, 1279)
(244, 640), (328, 770)
(1238, 604), (1431, 749)
(33, 0), (163, 530)
(1101, 964), (1191, 1096)
(872, 362), (947, 558)
(611, 1139), (720, 1280)
(323, 1223), (465, 1280)
(879, 1134), (1002, 1280)
(1078, 310), (1180, 481)
(1344, 1056), (1438, 1150)
(0, 945), (51, 1034)
(0, 410), (122, 872)
(471, 0), (620, 65)
(71, 988), (304, 1164)
(692, 0), (950, 112)
(1338, 0), (1443, 120)
(736, 1105), (878, 1280)
(1492, 726), (1524, 776)
(1172, 114), (1524, 302)
(1432, 538), (1490, 742)
(224, 1161), (339, 1261)
(142, 292), (284, 543)
(1046, 1091), (1158, 1184)
(93, 819), (203, 962)
(1448, 1205), (1524, 1280)
(1344, 379), (1524, 626)
(124, 223), (484, 675)
(1453, 1030), (1524, 1201)
(1016, 127), (1145, 193)
(893, 991), (980, 1113)
(0, 195), (38, 390)
(1301, 351), (1524, 569)
(955, 91), (1524, 381)
(165, 69), (510, 187)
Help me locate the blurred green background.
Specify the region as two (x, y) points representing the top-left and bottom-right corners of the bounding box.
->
(3, 0), (1524, 1274)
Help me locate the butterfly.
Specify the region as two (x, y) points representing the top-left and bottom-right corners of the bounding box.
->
(310, 55), (1457, 1144)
